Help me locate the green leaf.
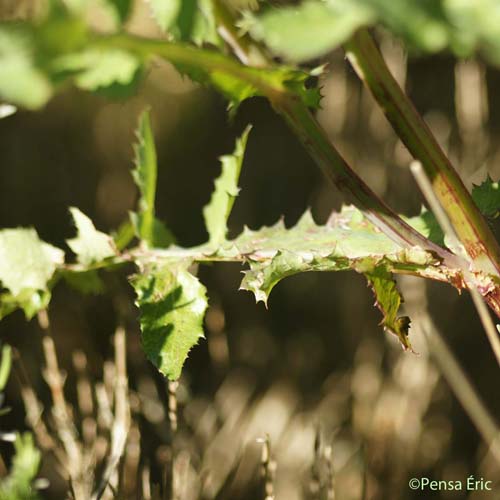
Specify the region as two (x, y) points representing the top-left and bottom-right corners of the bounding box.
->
(234, 207), (431, 348)
(236, 207), (436, 305)
(250, 0), (500, 63)
(249, 0), (374, 62)
(0, 295), (19, 321)
(149, 0), (220, 46)
(203, 126), (251, 246)
(149, 0), (182, 32)
(131, 109), (174, 247)
(113, 219), (136, 250)
(0, 25), (53, 109)
(34, 5), (89, 56)
(365, 266), (413, 351)
(175, 53), (320, 112)
(0, 290), (52, 321)
(67, 208), (116, 265)
(130, 261), (208, 380)
(472, 176), (500, 218)
(0, 433), (41, 500)
(0, 229), (64, 298)
(53, 48), (141, 95)
(175, 59), (260, 111)
(405, 207), (445, 247)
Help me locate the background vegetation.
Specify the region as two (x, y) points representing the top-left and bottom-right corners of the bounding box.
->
(1, 1), (500, 498)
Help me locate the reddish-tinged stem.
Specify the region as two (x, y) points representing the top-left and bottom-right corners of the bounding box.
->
(344, 29), (500, 278)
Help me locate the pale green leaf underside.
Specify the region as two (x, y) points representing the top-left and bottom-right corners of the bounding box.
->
(0, 229), (64, 297)
(203, 126), (251, 246)
(229, 207), (433, 265)
(196, 206), (438, 304)
(0, 228), (63, 320)
(131, 262), (208, 380)
(67, 207), (116, 265)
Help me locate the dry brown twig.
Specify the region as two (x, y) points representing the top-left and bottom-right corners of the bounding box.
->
(92, 325), (130, 500)
(38, 310), (91, 499)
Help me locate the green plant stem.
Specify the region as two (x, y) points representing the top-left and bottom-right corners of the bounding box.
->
(128, 246), (449, 282)
(273, 95), (457, 261)
(344, 28), (500, 278)
(93, 34), (459, 267)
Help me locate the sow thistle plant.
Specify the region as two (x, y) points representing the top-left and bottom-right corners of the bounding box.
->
(1, 0), (500, 384)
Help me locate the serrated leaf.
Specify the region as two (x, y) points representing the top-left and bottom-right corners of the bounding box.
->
(0, 25), (53, 109)
(235, 206), (437, 306)
(241, 249), (351, 305)
(67, 208), (116, 265)
(472, 176), (500, 218)
(279, 68), (323, 109)
(229, 206), (440, 348)
(176, 60), (260, 111)
(131, 109), (174, 247)
(203, 126), (251, 246)
(0, 229), (64, 297)
(130, 261), (208, 380)
(249, 0), (374, 62)
(365, 266), (413, 351)
(147, 43), (320, 112)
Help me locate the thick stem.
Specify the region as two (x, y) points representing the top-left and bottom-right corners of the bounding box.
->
(344, 28), (500, 277)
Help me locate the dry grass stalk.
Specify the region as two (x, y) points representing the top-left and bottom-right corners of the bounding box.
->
(259, 435), (276, 500)
(92, 326), (130, 499)
(38, 310), (90, 499)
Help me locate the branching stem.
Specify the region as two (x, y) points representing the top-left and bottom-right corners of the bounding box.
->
(345, 29), (500, 277)
(93, 32), (458, 267)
